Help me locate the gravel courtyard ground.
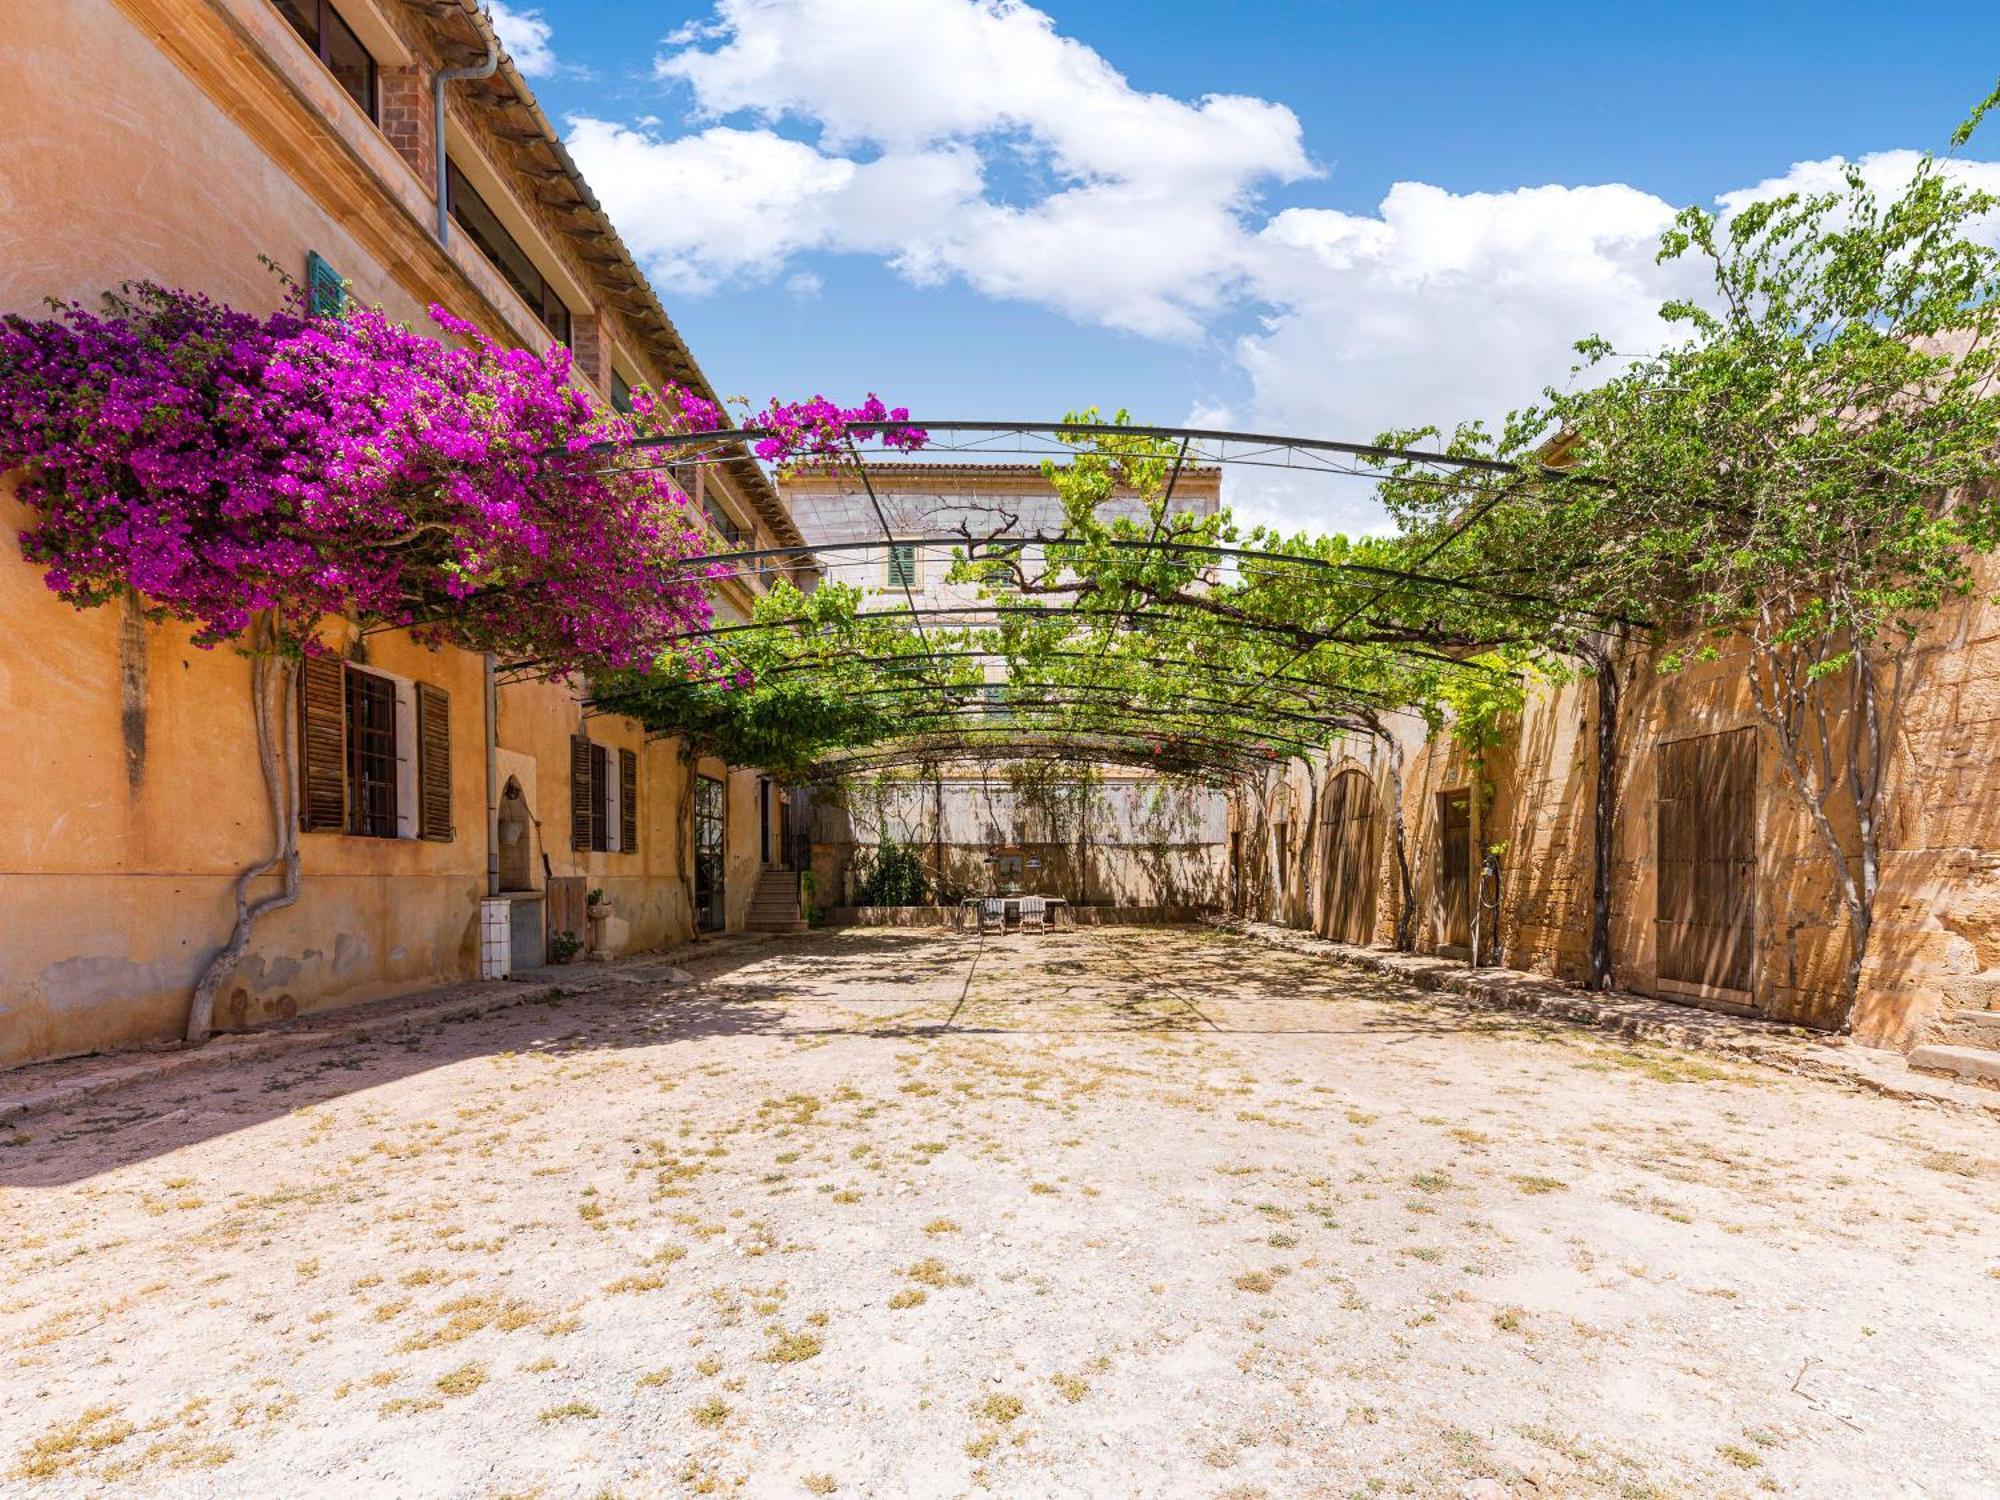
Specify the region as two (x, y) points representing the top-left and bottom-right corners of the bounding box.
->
(3, 926), (1997, 1499)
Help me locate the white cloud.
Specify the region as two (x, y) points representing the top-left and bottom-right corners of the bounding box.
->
(565, 117), (980, 293)
(488, 1), (558, 77)
(562, 0), (2000, 531)
(568, 0), (1309, 336)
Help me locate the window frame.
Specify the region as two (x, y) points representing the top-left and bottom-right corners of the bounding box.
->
(444, 159), (574, 347)
(570, 737), (638, 855)
(272, 0), (379, 121)
(694, 774), (726, 932)
(345, 665), (399, 839)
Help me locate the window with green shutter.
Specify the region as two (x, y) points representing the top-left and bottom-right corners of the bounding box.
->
(886, 541), (918, 589)
(305, 251), (345, 318)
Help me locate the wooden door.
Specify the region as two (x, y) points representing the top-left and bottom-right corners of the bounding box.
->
(1656, 729), (1756, 1000)
(1438, 789), (1472, 953)
(1322, 771), (1377, 945)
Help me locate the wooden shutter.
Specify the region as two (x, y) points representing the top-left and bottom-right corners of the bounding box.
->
(415, 682), (452, 841)
(305, 250), (345, 318)
(570, 735), (593, 851)
(589, 743), (609, 853)
(619, 748), (638, 854)
(298, 655), (347, 833)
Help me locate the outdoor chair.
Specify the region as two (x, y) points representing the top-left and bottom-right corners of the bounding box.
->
(1018, 895), (1046, 932)
(979, 897), (1006, 933)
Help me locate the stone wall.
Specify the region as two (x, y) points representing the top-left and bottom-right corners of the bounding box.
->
(1229, 559), (2000, 1052)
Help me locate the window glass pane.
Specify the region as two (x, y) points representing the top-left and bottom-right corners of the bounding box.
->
(540, 288), (572, 347)
(273, 0), (319, 50)
(704, 498), (743, 547)
(347, 669), (398, 838)
(694, 776), (726, 931)
(611, 371), (632, 414)
(322, 3), (375, 118)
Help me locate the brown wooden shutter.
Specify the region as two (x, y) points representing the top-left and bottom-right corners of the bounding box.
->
(415, 682), (452, 841)
(589, 742), (609, 853)
(298, 655), (348, 833)
(570, 735), (593, 851)
(619, 748), (638, 854)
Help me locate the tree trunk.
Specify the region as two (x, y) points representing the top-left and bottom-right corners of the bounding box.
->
(1746, 627), (1892, 1031)
(1588, 643), (1619, 992)
(187, 616), (301, 1043)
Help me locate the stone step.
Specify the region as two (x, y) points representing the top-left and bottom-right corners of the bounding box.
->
(1907, 1044), (2000, 1089)
(744, 918), (808, 934)
(1928, 1008), (2000, 1050)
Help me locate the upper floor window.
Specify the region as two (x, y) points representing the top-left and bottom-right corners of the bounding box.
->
(273, 0), (378, 120)
(704, 497), (747, 550)
(886, 541), (919, 590)
(445, 161), (573, 347)
(611, 370), (633, 414)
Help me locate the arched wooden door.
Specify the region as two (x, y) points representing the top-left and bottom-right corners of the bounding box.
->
(1319, 770), (1378, 946)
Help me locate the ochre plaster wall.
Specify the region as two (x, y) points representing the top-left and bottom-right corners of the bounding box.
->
(0, 0), (765, 1067)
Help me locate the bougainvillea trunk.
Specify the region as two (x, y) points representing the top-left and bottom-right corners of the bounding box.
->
(186, 614), (300, 1042)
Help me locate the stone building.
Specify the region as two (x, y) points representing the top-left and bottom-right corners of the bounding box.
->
(0, 0), (806, 1069)
(780, 463), (1229, 909)
(1226, 569), (2000, 1079)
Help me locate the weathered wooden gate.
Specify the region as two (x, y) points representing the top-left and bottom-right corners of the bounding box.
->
(1319, 770), (1377, 946)
(1438, 789), (1472, 955)
(1655, 728), (1756, 1004)
(545, 877), (588, 959)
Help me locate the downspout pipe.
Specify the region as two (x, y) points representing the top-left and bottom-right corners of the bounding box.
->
(433, 19), (500, 245)
(484, 653), (500, 898)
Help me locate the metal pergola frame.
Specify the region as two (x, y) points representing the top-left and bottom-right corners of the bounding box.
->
(563, 417), (1603, 782)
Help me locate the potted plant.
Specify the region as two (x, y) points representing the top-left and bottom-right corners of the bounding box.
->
(548, 930), (583, 965)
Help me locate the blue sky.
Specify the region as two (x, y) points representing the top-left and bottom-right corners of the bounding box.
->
(490, 0), (2000, 529)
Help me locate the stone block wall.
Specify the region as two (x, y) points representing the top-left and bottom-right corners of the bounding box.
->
(1229, 556), (2000, 1051)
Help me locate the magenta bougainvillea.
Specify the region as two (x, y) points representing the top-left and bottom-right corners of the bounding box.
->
(628, 384), (925, 469)
(0, 282), (924, 675)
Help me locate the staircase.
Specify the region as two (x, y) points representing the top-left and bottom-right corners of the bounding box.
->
(746, 868), (808, 934)
(1909, 1003), (2000, 1088)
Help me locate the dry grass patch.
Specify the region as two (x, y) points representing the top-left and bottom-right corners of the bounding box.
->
(764, 1328), (823, 1363)
(434, 1362), (486, 1397)
(12, 1404), (135, 1481)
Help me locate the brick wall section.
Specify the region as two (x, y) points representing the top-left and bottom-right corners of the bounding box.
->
(378, 67), (434, 190)
(570, 309), (607, 388)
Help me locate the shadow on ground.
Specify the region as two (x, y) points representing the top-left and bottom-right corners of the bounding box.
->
(2, 927), (1609, 1188)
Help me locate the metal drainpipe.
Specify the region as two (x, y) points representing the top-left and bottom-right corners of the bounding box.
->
(433, 21), (499, 245)
(484, 654), (500, 899)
